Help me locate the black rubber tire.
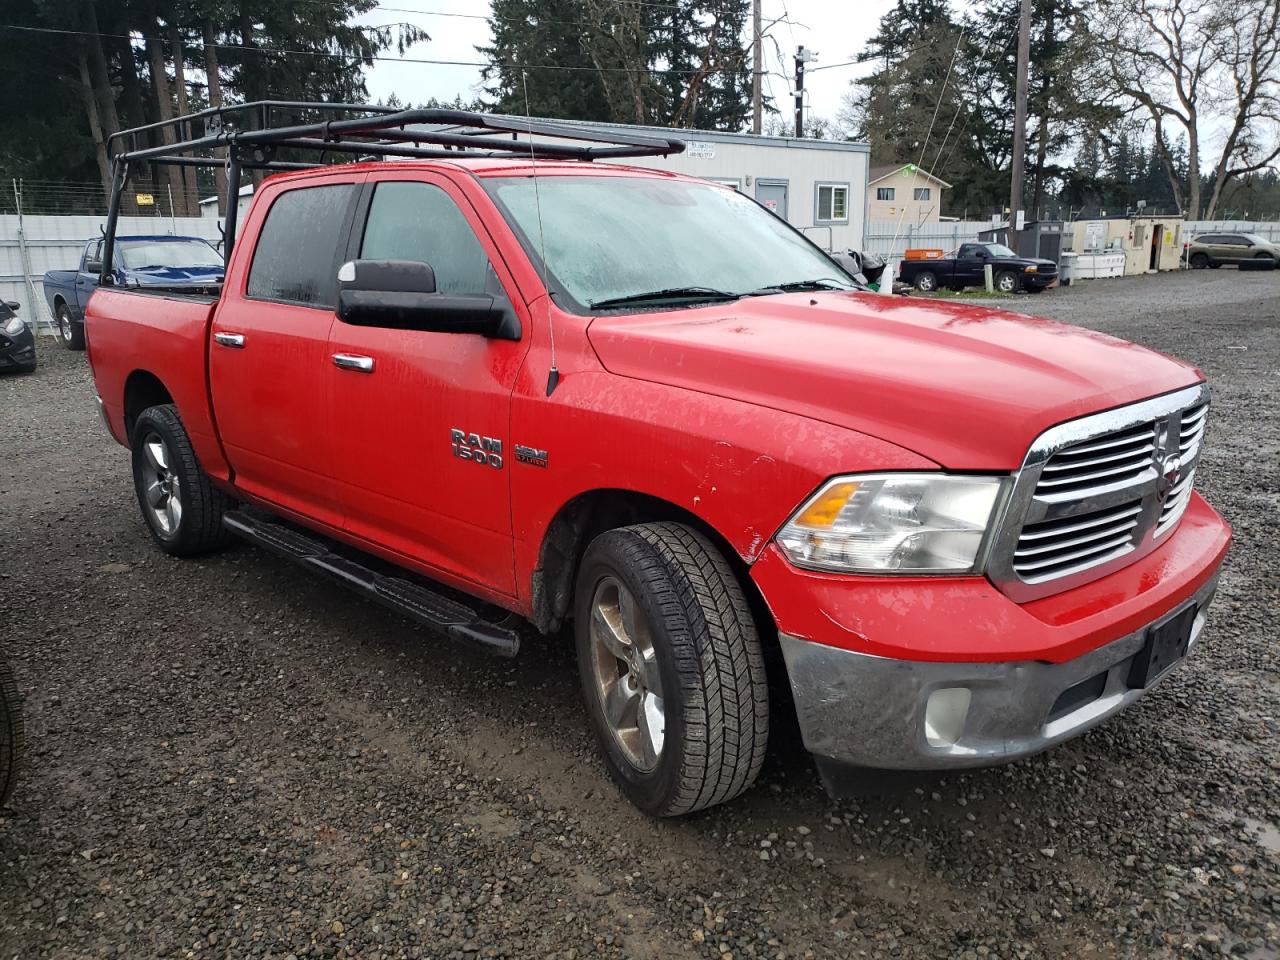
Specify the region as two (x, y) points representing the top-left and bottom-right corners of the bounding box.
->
(1189, 252), (1209, 269)
(574, 522), (769, 817)
(55, 302), (85, 351)
(131, 404), (235, 556)
(913, 270), (938, 292)
(995, 270), (1020, 293)
(0, 655), (22, 808)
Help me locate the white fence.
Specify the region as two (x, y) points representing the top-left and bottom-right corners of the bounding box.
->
(0, 214), (225, 332)
(862, 220), (997, 259)
(864, 218), (1280, 259)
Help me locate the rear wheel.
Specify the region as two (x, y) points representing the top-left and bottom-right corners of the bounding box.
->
(130, 404), (234, 556)
(0, 655), (22, 807)
(1189, 252), (1209, 269)
(995, 270), (1020, 293)
(574, 522), (769, 817)
(913, 270), (938, 292)
(55, 302), (85, 351)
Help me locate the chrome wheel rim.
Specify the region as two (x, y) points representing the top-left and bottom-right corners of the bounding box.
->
(918, 274), (935, 291)
(998, 274), (1016, 292)
(588, 577), (665, 772)
(141, 431), (182, 537)
(57, 308), (71, 342)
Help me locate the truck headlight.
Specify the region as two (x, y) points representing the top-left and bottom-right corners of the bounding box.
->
(1024, 265), (1038, 272)
(776, 474), (1005, 573)
(2, 316), (24, 336)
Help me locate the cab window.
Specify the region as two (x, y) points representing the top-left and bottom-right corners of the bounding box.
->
(359, 182), (492, 297)
(247, 183), (355, 307)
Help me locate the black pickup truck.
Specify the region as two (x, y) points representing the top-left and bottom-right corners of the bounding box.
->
(898, 242), (1057, 294)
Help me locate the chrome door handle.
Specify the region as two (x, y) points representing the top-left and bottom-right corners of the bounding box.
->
(214, 332), (245, 348)
(332, 353), (374, 373)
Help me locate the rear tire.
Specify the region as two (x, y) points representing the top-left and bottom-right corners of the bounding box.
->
(130, 404), (234, 556)
(55, 302), (85, 351)
(574, 522), (769, 817)
(913, 270), (938, 292)
(1189, 252), (1209, 269)
(0, 655), (22, 808)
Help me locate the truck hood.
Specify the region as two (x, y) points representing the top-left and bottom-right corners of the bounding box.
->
(586, 291), (1202, 469)
(125, 265), (224, 285)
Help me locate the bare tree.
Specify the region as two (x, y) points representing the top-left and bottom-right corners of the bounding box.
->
(1093, 0), (1280, 218)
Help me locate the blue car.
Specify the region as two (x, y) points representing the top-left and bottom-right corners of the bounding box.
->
(42, 235), (224, 351)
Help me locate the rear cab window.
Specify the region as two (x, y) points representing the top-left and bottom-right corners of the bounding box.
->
(246, 183), (357, 308)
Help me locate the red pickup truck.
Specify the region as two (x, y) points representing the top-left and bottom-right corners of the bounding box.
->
(84, 108), (1230, 816)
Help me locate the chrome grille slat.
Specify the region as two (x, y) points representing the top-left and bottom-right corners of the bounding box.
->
(989, 384), (1210, 602)
(1016, 503), (1142, 541)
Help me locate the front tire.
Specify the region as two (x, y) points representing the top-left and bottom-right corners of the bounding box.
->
(995, 269), (1020, 293)
(130, 404), (234, 556)
(0, 655), (22, 807)
(55, 302), (85, 351)
(574, 522), (769, 817)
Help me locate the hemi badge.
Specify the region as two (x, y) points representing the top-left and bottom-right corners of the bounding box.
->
(515, 444), (548, 468)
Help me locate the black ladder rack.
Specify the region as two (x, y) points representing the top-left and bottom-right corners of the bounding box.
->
(100, 100), (686, 282)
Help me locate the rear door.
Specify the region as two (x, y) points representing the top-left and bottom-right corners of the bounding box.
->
(209, 175), (363, 528)
(326, 172), (531, 597)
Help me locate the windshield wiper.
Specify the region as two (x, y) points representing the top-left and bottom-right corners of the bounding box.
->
(747, 278), (855, 295)
(588, 286), (741, 310)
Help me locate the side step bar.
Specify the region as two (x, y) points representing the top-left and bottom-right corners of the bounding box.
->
(223, 510), (521, 657)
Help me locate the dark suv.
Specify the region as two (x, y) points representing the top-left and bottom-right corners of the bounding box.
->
(1186, 232), (1280, 269)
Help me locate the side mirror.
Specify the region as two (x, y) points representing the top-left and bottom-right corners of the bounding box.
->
(85, 259), (103, 274)
(336, 260), (519, 340)
(4, 301), (18, 312)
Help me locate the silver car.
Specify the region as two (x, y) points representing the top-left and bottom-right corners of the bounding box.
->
(1186, 232), (1280, 268)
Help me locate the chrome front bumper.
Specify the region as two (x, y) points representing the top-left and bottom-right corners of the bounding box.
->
(779, 575), (1218, 773)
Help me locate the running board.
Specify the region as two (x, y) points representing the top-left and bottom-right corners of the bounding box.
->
(222, 510), (520, 657)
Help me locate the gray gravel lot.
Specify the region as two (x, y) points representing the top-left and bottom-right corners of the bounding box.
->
(1, 269), (1277, 959)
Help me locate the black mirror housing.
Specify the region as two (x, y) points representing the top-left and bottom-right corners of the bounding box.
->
(4, 300), (19, 312)
(336, 259), (519, 340)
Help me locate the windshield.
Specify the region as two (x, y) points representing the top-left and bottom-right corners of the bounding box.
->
(485, 176), (854, 310)
(983, 243), (1018, 258)
(118, 239), (222, 270)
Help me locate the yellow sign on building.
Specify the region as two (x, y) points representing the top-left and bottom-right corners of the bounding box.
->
(136, 193), (154, 206)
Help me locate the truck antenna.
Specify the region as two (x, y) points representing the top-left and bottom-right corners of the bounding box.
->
(521, 68), (559, 397)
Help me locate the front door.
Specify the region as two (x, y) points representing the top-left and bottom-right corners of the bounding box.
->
(1149, 224), (1163, 270)
(956, 243), (988, 284)
(209, 177), (362, 529)
(326, 174), (531, 598)
(755, 180), (788, 220)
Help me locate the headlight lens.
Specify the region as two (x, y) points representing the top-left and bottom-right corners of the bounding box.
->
(776, 473), (1005, 573)
(2, 316), (23, 336)
(1024, 265), (1038, 273)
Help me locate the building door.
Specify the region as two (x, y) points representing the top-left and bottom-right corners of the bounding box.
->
(755, 179), (788, 219)
(1150, 224), (1163, 270)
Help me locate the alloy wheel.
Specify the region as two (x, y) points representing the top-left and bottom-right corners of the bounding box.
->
(140, 432), (182, 537)
(587, 576), (665, 772)
(57, 307), (72, 343)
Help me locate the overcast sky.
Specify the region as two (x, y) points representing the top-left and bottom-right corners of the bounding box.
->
(356, 0), (903, 127)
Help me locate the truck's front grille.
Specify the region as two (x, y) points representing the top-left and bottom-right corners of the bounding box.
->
(988, 384), (1210, 602)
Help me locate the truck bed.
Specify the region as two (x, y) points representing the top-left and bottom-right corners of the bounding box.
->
(87, 286), (232, 483)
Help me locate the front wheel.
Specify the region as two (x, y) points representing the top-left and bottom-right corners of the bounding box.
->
(55, 302), (85, 351)
(0, 655), (22, 807)
(130, 404), (234, 556)
(995, 270), (1020, 293)
(575, 522), (769, 817)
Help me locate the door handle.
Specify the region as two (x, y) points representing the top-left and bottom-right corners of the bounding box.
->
(332, 353), (374, 373)
(214, 332), (245, 348)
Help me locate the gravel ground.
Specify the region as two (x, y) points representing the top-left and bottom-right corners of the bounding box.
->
(1, 269), (1277, 960)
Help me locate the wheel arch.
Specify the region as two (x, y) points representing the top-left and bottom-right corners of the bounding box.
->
(123, 370), (175, 443)
(530, 488), (775, 644)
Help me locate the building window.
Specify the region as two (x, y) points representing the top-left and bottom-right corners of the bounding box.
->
(876, 187), (895, 201)
(815, 183), (849, 223)
(914, 187), (931, 201)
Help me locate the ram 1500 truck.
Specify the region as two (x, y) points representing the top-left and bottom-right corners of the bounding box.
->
(43, 235), (223, 350)
(84, 142), (1230, 817)
(899, 241), (1058, 293)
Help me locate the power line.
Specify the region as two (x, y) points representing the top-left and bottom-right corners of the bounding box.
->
(0, 22), (739, 76)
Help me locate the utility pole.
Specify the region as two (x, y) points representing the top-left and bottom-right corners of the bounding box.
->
(794, 46), (817, 137)
(751, 0), (762, 134)
(1008, 0), (1032, 249)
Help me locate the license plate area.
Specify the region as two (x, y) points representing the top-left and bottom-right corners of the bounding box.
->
(1127, 602), (1197, 689)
